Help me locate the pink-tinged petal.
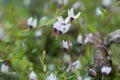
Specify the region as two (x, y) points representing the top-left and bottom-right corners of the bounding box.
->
(74, 12), (81, 19)
(65, 17), (70, 23)
(88, 68), (97, 76)
(32, 19), (37, 28)
(27, 17), (33, 25)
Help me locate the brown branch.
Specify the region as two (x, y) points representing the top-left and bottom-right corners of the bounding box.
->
(93, 31), (112, 72)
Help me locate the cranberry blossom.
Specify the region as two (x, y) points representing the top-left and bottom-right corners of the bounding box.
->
(53, 16), (71, 35)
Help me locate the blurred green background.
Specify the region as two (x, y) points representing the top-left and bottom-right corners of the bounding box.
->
(0, 0), (120, 79)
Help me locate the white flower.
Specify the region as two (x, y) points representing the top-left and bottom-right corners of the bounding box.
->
(27, 17), (37, 29)
(56, 16), (69, 24)
(67, 8), (81, 21)
(84, 33), (93, 44)
(57, 0), (68, 6)
(53, 16), (71, 35)
(72, 1), (85, 11)
(77, 34), (83, 44)
(84, 77), (91, 80)
(63, 0), (68, 5)
(61, 40), (72, 49)
(96, 7), (102, 17)
(101, 66), (112, 75)
(35, 30), (42, 38)
(77, 76), (82, 80)
(29, 71), (37, 80)
(46, 73), (57, 80)
(102, 0), (112, 7)
(40, 16), (47, 21)
(0, 27), (5, 40)
(1, 63), (9, 74)
(0, 58), (3, 62)
(23, 0), (31, 6)
(66, 60), (81, 72)
(66, 63), (74, 72)
(72, 60), (81, 70)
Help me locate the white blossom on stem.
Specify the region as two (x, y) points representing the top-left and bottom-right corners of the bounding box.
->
(58, 0), (68, 5)
(46, 73), (57, 80)
(72, 60), (81, 70)
(67, 8), (81, 22)
(53, 16), (71, 35)
(96, 7), (102, 17)
(77, 76), (82, 80)
(29, 71), (37, 80)
(35, 30), (42, 39)
(66, 60), (81, 72)
(61, 40), (72, 50)
(0, 58), (3, 62)
(101, 66), (112, 75)
(84, 33), (93, 44)
(72, 1), (85, 11)
(23, 0), (31, 6)
(84, 77), (91, 80)
(77, 34), (83, 45)
(27, 17), (37, 29)
(1, 63), (9, 74)
(102, 0), (112, 7)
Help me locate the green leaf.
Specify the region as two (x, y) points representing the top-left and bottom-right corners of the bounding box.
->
(43, 64), (47, 72)
(99, 8), (107, 21)
(116, 1), (120, 7)
(46, 18), (56, 25)
(40, 18), (56, 27)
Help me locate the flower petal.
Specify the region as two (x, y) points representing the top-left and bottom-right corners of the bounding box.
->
(70, 8), (74, 17)
(68, 10), (70, 16)
(74, 12), (81, 19)
(65, 17), (70, 23)
(77, 34), (83, 44)
(32, 19), (37, 28)
(62, 24), (71, 33)
(57, 16), (64, 23)
(27, 17), (33, 25)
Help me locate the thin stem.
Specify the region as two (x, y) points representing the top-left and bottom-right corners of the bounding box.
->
(77, 19), (85, 45)
(60, 43), (65, 66)
(77, 19), (86, 56)
(66, 36), (74, 63)
(102, 75), (105, 80)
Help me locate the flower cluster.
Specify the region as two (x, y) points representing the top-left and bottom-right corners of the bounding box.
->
(1, 63), (9, 74)
(53, 8), (81, 36)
